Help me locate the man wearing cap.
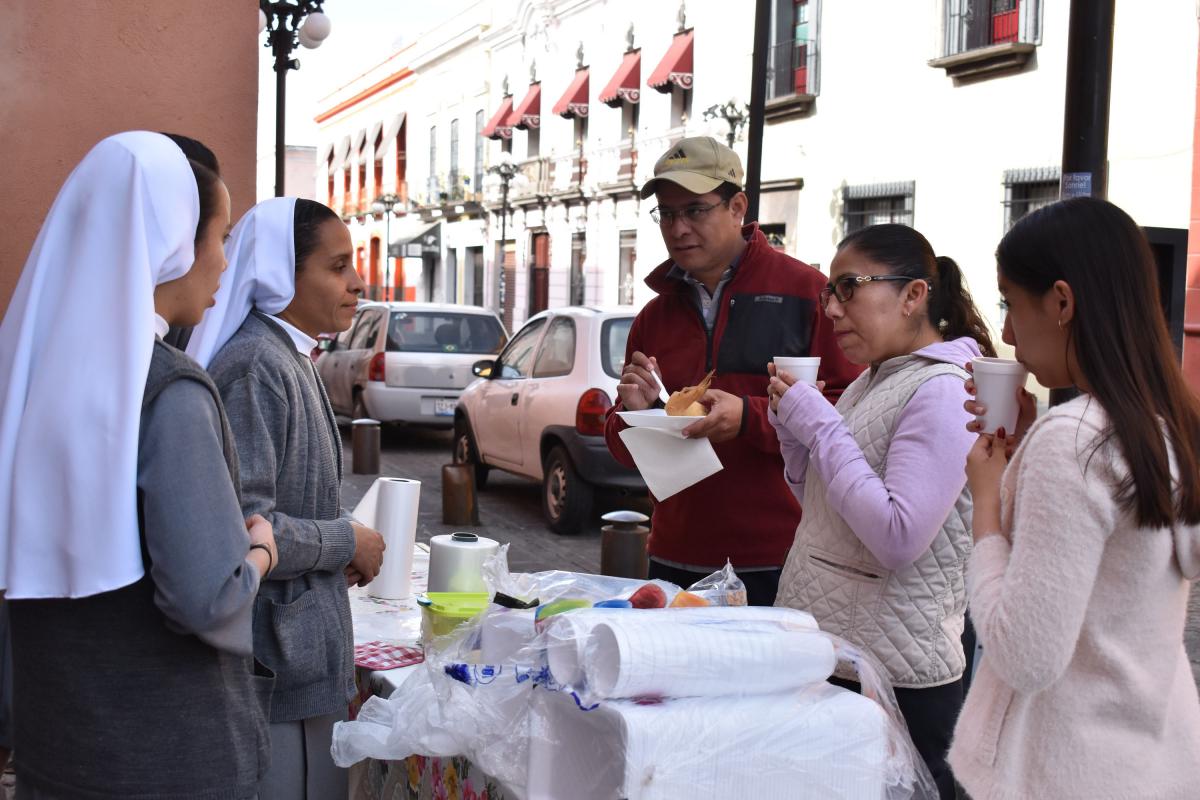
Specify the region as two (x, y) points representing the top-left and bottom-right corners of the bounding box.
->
(604, 136), (860, 606)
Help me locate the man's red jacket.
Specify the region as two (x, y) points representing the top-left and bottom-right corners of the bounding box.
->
(604, 224), (862, 569)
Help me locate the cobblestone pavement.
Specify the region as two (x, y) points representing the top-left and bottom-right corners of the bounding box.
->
(337, 424), (651, 575)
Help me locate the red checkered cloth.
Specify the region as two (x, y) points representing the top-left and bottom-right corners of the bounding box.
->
(354, 641), (425, 671)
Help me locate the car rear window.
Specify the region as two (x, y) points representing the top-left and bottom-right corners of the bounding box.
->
(386, 312), (506, 354)
(600, 317), (633, 380)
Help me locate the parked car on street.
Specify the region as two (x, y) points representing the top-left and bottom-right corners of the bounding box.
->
(317, 302), (507, 427)
(454, 306), (645, 534)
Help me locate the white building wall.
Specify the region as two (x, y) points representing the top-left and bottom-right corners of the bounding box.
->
(765, 0), (1196, 340)
(314, 0), (1196, 339)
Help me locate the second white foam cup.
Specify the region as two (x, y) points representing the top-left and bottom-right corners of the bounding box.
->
(972, 357), (1028, 435)
(774, 356), (821, 385)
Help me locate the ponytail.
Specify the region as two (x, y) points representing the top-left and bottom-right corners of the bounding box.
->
(837, 224), (996, 357)
(932, 256), (996, 357)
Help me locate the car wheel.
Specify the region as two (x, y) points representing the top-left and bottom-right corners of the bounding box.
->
(453, 418), (489, 490)
(542, 444), (594, 536)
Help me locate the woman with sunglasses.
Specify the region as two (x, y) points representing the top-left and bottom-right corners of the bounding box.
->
(949, 198), (1200, 799)
(768, 223), (996, 798)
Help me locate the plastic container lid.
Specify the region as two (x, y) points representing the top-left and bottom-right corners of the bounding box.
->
(420, 591), (491, 641)
(424, 591), (490, 617)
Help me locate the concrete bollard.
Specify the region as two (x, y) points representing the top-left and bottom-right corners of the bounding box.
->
(351, 418), (381, 475)
(441, 463), (480, 526)
(600, 510), (650, 579)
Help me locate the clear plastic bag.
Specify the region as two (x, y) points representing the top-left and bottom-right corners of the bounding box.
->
(333, 552), (938, 800)
(685, 559), (747, 606)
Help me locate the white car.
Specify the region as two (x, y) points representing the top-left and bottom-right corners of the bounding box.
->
(454, 306), (646, 534)
(317, 302), (507, 427)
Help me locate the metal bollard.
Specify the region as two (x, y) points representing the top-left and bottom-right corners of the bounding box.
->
(351, 418), (381, 474)
(441, 464), (480, 526)
(600, 510), (650, 579)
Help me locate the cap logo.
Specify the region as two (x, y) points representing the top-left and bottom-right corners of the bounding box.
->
(664, 147), (688, 164)
(728, 168), (736, 177)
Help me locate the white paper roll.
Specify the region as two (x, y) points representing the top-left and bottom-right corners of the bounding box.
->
(581, 611), (835, 700)
(427, 532), (500, 593)
(352, 477), (420, 600)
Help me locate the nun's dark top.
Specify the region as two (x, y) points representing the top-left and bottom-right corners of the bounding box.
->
(8, 340), (270, 800)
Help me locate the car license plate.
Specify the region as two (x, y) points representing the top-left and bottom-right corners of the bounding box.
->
(433, 398), (456, 416)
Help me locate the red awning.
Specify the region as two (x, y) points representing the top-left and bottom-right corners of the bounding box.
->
(482, 96), (514, 140)
(648, 30), (694, 93)
(507, 83), (541, 130)
(553, 68), (590, 118)
(599, 50), (641, 107)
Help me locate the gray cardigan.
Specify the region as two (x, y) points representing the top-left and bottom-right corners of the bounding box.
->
(10, 340), (269, 799)
(208, 311), (356, 722)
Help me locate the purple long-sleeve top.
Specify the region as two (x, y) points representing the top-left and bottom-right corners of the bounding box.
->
(769, 337), (981, 571)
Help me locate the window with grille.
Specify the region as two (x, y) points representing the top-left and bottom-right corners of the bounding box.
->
(474, 110), (484, 199)
(944, 0), (1039, 56)
(449, 118), (461, 200)
(842, 182), (915, 234)
(767, 0), (820, 100)
(1003, 167), (1059, 229)
(428, 125), (438, 201)
(618, 230), (637, 306)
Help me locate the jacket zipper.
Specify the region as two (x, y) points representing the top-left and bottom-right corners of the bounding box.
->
(686, 296), (714, 372)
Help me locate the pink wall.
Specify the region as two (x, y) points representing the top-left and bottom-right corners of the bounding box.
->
(0, 1), (259, 315)
(1187, 23), (1200, 392)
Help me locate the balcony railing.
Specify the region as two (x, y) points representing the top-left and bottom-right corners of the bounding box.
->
(766, 37), (819, 101)
(589, 141), (637, 188)
(944, 0), (1038, 57)
(511, 157), (554, 200)
(551, 152), (586, 193)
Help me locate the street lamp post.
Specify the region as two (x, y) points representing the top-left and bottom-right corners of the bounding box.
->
(259, 1), (332, 198)
(372, 193), (401, 302)
(703, 100), (750, 149)
(487, 154), (519, 315)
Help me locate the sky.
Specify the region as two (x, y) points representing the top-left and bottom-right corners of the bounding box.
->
(256, 0), (476, 197)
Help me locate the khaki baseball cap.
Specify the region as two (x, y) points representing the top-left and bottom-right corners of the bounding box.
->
(639, 136), (744, 200)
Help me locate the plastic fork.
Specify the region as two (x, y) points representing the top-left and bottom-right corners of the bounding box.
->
(650, 366), (671, 406)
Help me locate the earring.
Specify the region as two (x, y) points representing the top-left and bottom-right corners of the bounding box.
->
(1058, 319), (1064, 329)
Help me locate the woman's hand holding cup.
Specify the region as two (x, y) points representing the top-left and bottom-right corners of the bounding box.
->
(964, 360), (1036, 454)
(767, 362), (824, 414)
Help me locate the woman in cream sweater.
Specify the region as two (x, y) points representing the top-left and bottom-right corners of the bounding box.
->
(953, 197), (1200, 799)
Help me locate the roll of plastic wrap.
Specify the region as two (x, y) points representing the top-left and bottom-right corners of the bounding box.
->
(352, 477), (420, 599)
(427, 532), (500, 593)
(580, 614), (835, 700)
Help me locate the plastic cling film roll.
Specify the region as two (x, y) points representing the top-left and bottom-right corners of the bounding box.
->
(427, 532), (501, 593)
(352, 477), (420, 600)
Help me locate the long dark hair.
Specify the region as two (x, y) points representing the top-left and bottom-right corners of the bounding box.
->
(161, 132), (222, 245)
(837, 224), (996, 357)
(293, 199), (342, 272)
(997, 196), (1200, 528)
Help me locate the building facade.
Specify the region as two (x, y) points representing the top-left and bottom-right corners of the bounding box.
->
(313, 0), (1198, 351)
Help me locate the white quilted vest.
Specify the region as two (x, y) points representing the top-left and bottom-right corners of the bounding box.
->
(775, 353), (973, 688)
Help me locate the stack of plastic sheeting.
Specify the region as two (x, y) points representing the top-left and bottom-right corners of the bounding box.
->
(527, 681), (891, 800)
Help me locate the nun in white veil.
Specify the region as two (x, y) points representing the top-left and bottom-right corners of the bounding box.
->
(190, 196), (381, 800)
(0, 132), (275, 799)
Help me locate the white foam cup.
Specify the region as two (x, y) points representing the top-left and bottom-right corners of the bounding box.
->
(971, 357), (1028, 435)
(773, 356), (821, 385)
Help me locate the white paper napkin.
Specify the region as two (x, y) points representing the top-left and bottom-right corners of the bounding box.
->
(618, 426), (723, 500)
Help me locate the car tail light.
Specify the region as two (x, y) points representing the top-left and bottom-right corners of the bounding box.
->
(576, 388), (612, 436)
(368, 352), (386, 382)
